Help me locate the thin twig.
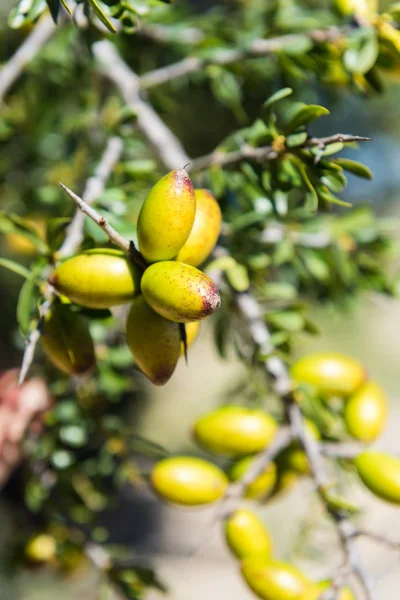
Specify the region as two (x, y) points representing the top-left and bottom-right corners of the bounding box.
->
(139, 27), (347, 89)
(19, 138), (123, 386)
(93, 40), (191, 169)
(0, 15), (56, 106)
(189, 135), (372, 172)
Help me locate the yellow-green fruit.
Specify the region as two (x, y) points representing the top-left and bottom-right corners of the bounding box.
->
(141, 261), (221, 323)
(49, 249), (140, 309)
(225, 509), (273, 560)
(25, 534), (56, 563)
(301, 580), (354, 600)
(42, 305), (95, 375)
(291, 352), (366, 398)
(137, 169), (196, 263)
(355, 451), (400, 504)
(241, 559), (316, 600)
(273, 468), (300, 497)
(276, 420), (320, 475)
(176, 188), (222, 267)
(229, 457), (277, 500)
(194, 406), (277, 457)
(151, 456), (228, 506)
(180, 321), (200, 356)
(126, 296), (180, 386)
(344, 381), (388, 442)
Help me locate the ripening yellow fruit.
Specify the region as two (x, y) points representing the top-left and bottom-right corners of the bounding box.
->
(180, 321), (200, 356)
(126, 296), (180, 386)
(137, 169), (196, 263)
(151, 456), (228, 506)
(42, 304), (95, 375)
(300, 580), (355, 600)
(25, 534), (56, 563)
(49, 249), (140, 309)
(291, 352), (367, 398)
(355, 451), (400, 504)
(229, 457), (277, 500)
(344, 381), (388, 442)
(3, 214), (46, 256)
(141, 261), (221, 323)
(175, 189), (222, 267)
(193, 406), (278, 457)
(334, 0), (376, 17)
(225, 509), (273, 560)
(241, 558), (316, 600)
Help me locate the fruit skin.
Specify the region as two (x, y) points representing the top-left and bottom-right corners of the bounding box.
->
(355, 451), (400, 504)
(344, 381), (388, 442)
(49, 248), (140, 309)
(141, 261), (221, 323)
(126, 296), (180, 386)
(229, 457), (277, 500)
(151, 456), (228, 506)
(137, 169), (196, 263)
(241, 558), (316, 600)
(276, 420), (320, 475)
(194, 406), (277, 457)
(300, 580), (354, 600)
(225, 509), (272, 560)
(291, 352), (367, 398)
(176, 188), (222, 267)
(25, 534), (56, 563)
(42, 304), (95, 375)
(180, 321), (200, 356)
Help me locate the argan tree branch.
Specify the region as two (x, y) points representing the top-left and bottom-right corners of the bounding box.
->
(19, 137), (123, 387)
(0, 14), (56, 106)
(139, 27), (347, 89)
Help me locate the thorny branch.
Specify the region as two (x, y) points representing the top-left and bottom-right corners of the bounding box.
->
(18, 137), (123, 386)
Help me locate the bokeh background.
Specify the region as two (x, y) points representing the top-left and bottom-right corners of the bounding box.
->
(1, 0), (400, 598)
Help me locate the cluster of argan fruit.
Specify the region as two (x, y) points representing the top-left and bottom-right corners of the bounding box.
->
(42, 169), (222, 385)
(147, 351), (398, 600)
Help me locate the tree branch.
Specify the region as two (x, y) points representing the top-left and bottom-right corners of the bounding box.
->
(92, 40), (191, 169)
(188, 134), (372, 172)
(0, 14), (56, 106)
(139, 27), (347, 89)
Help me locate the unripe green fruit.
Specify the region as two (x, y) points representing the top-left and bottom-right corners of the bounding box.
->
(126, 296), (180, 386)
(241, 559), (316, 600)
(137, 169), (196, 263)
(25, 534), (56, 563)
(180, 321), (200, 356)
(229, 457), (277, 500)
(225, 509), (273, 560)
(344, 381), (388, 442)
(49, 249), (140, 309)
(42, 304), (95, 375)
(141, 261), (221, 323)
(151, 456), (228, 506)
(355, 451), (400, 504)
(291, 352), (366, 398)
(194, 406), (277, 457)
(176, 189), (222, 267)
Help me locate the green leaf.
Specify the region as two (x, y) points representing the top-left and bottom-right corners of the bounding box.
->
(332, 158), (373, 180)
(0, 212), (48, 254)
(279, 35), (313, 55)
(320, 170), (347, 193)
(45, 0), (60, 22)
(0, 258), (31, 280)
(297, 162), (318, 211)
(301, 250), (330, 281)
(8, 0), (47, 28)
(87, 0), (117, 32)
(267, 310), (304, 332)
(17, 267), (42, 335)
(286, 131), (308, 148)
(318, 187), (352, 207)
(262, 88), (293, 111)
(387, 3), (400, 20)
(60, 0), (72, 14)
(285, 104), (329, 132)
(344, 28), (379, 74)
(226, 264), (250, 292)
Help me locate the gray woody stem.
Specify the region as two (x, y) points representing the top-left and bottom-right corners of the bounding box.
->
(19, 137), (123, 386)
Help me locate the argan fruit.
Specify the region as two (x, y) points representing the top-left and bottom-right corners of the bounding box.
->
(42, 304), (95, 376)
(276, 420), (320, 475)
(180, 321), (200, 356)
(241, 558), (316, 600)
(344, 381), (388, 442)
(126, 295), (180, 386)
(49, 249), (140, 309)
(291, 352), (366, 398)
(3, 214), (46, 256)
(355, 451), (400, 504)
(25, 534), (56, 563)
(194, 406), (277, 457)
(176, 188), (222, 267)
(141, 261), (220, 323)
(229, 457), (277, 500)
(137, 169), (196, 263)
(151, 456), (228, 506)
(301, 580), (354, 600)
(225, 509), (272, 560)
